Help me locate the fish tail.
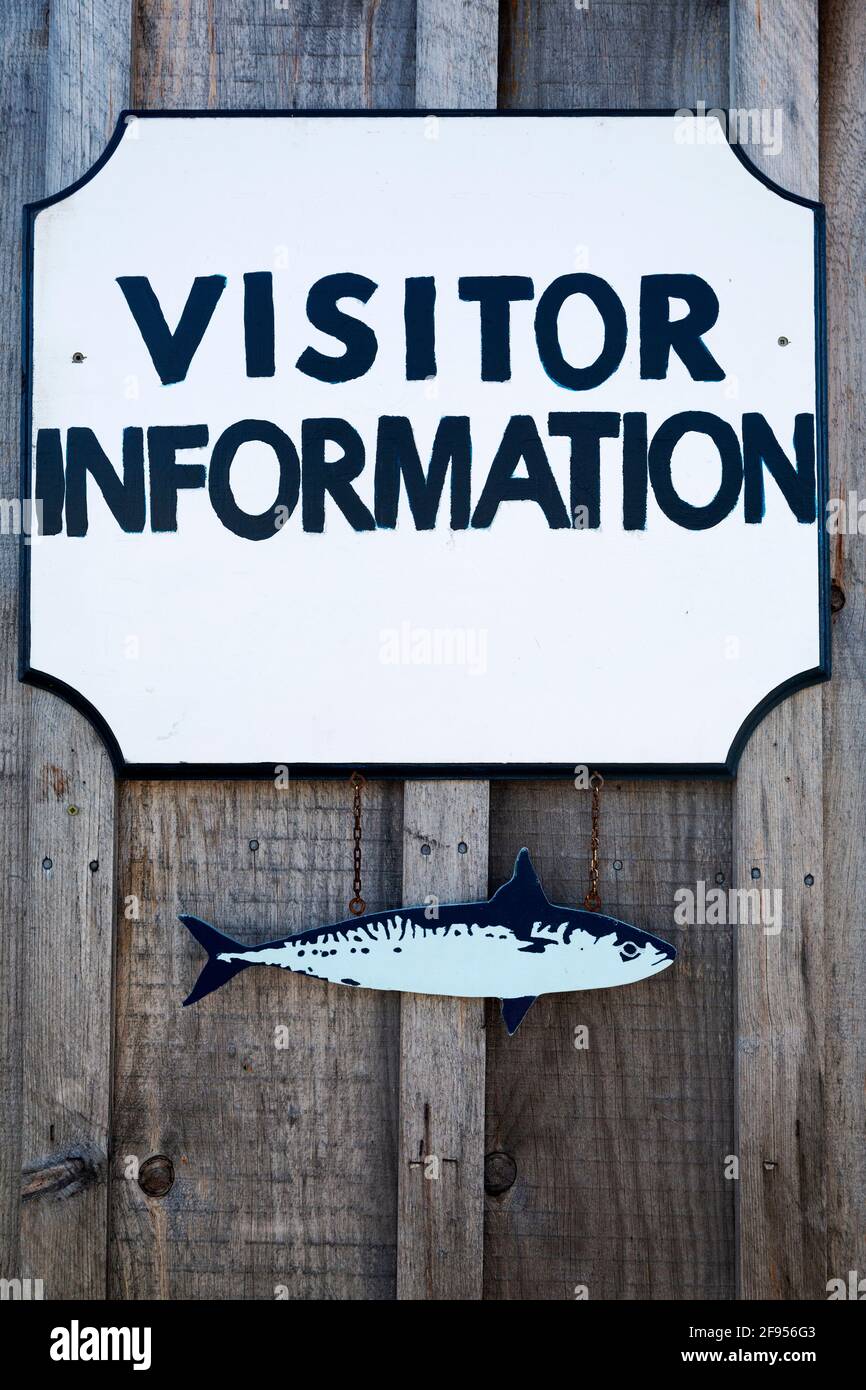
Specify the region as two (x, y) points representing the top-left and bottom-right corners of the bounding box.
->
(179, 914), (251, 1005)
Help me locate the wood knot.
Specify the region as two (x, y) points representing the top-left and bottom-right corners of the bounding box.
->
(22, 1143), (106, 1201)
(484, 1150), (517, 1196)
(138, 1154), (175, 1198)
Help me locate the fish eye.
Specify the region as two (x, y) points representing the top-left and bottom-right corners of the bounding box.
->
(619, 941), (640, 959)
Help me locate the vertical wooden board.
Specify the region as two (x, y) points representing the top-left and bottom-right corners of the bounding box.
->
(397, 782), (489, 1299)
(394, 0), (498, 1302)
(0, 0), (49, 1287)
(111, 780), (403, 1299)
(21, 709), (117, 1299)
(498, 0), (727, 109)
(730, 0), (818, 196)
(109, 0), (415, 1301)
(733, 726), (824, 1300)
(729, 0), (826, 1300)
(132, 0), (416, 108)
(485, 781), (734, 1299)
(17, 0), (131, 1300)
(44, 0), (133, 192)
(485, 0), (734, 1301)
(820, 0), (866, 1288)
(416, 0), (498, 108)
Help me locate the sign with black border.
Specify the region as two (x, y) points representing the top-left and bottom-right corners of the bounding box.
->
(20, 110), (829, 779)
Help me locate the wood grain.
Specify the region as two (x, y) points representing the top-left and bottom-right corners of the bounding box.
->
(13, 0), (131, 1302)
(416, 0), (498, 109)
(486, 781), (734, 1299)
(132, 0), (417, 109)
(820, 0), (866, 1290)
(111, 779), (403, 1299)
(729, 0), (818, 197)
(498, 0), (727, 109)
(0, 0), (49, 1291)
(729, 0), (827, 1300)
(485, 1), (735, 1302)
(21, 715), (117, 1299)
(397, 782), (489, 1299)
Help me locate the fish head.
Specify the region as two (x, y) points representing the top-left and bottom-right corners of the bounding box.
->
(491, 850), (676, 993)
(562, 908), (677, 987)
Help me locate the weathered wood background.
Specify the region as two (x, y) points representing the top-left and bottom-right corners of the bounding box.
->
(1, 0), (862, 1301)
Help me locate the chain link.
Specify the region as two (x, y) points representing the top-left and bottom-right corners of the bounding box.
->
(348, 771), (366, 915)
(583, 771), (604, 912)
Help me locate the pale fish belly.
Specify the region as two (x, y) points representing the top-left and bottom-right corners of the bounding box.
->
(219, 915), (661, 998)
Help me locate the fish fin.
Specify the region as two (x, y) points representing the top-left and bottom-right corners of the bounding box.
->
(179, 914), (250, 1006)
(501, 995), (537, 1035)
(490, 848), (549, 917)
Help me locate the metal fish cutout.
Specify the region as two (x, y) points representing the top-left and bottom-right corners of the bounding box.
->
(179, 849), (676, 1034)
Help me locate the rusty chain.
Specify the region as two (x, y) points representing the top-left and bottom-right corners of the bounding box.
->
(583, 771), (604, 912)
(348, 771), (366, 916)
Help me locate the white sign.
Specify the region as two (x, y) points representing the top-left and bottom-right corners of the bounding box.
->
(22, 113), (827, 774)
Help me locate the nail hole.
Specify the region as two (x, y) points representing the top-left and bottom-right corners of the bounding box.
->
(715, 872), (725, 885)
(42, 857), (53, 871)
(751, 867), (761, 880)
(71, 351), (86, 363)
(613, 859), (623, 872)
(457, 841), (468, 854)
(777, 336), (789, 347)
(763, 1160), (777, 1171)
(67, 805), (79, 816)
(804, 873), (814, 886)
(248, 839), (259, 852)
(420, 843), (431, 856)
(89, 860), (99, 872)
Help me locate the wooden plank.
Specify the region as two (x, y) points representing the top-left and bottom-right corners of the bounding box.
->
(109, 0), (415, 1301)
(394, 0), (498, 1303)
(819, 0), (866, 1290)
(729, 0), (826, 1301)
(21, 708), (117, 1299)
(132, 0), (417, 109)
(0, 0), (49, 1290)
(15, 0), (131, 1301)
(498, 0), (727, 109)
(416, 0), (498, 109)
(111, 779), (404, 1299)
(43, 0), (132, 193)
(485, 0), (735, 1302)
(730, 0), (818, 196)
(397, 782), (489, 1299)
(486, 781), (734, 1299)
